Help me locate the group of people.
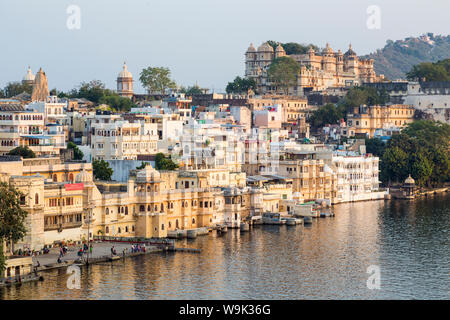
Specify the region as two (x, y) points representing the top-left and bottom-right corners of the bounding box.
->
(131, 244), (146, 253)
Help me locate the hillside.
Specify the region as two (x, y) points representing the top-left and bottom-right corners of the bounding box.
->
(362, 33), (450, 80)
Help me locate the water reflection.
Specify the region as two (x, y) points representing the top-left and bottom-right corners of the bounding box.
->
(1, 194), (449, 300)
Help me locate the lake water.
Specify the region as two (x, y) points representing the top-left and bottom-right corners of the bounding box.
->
(1, 194), (449, 300)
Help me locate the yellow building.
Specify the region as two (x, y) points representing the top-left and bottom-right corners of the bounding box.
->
(345, 104), (415, 137)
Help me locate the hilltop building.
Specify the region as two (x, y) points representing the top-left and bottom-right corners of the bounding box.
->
(245, 42), (383, 95)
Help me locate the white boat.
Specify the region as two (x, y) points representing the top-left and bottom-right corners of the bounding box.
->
(262, 213), (286, 225)
(293, 204), (320, 218)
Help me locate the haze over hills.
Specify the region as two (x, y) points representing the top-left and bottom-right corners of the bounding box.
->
(362, 33), (450, 80)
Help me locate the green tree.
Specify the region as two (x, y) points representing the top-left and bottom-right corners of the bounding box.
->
(8, 146), (36, 158)
(379, 121), (450, 187)
(75, 80), (106, 103)
(308, 103), (346, 129)
(139, 67), (176, 94)
(155, 153), (178, 171)
(267, 56), (301, 95)
(2, 82), (32, 98)
(226, 76), (256, 94)
(380, 146), (408, 185)
(341, 86), (390, 109)
(92, 159), (113, 181)
(0, 182), (29, 267)
(136, 162), (149, 170)
(365, 137), (386, 157)
(67, 142), (84, 160)
(406, 59), (450, 82)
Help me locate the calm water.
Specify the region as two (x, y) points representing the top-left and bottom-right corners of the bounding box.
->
(1, 194), (449, 300)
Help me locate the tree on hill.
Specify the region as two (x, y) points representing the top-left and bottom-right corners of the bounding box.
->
(226, 76), (256, 94)
(155, 153), (178, 171)
(267, 57), (301, 95)
(67, 142), (84, 160)
(92, 159), (113, 181)
(406, 59), (450, 82)
(139, 67), (176, 94)
(8, 146), (36, 158)
(340, 86), (390, 109)
(266, 41), (320, 55)
(0, 182), (29, 271)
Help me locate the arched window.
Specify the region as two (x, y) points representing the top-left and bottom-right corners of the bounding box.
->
(35, 193), (39, 205)
(105, 226), (109, 234)
(69, 173), (74, 182)
(147, 205), (151, 211)
(192, 218), (195, 224)
(125, 226), (128, 233)
(53, 174), (57, 182)
(106, 208), (109, 215)
(161, 204), (164, 211)
(140, 205), (145, 212)
(125, 207), (128, 215)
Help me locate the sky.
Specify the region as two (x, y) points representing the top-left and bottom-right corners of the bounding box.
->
(0, 0), (449, 93)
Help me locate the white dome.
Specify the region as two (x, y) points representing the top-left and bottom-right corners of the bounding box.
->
(23, 67), (35, 82)
(118, 62), (132, 78)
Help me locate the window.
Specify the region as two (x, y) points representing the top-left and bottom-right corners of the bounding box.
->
(20, 196), (26, 206)
(35, 193), (39, 205)
(192, 218), (195, 224)
(105, 227), (109, 234)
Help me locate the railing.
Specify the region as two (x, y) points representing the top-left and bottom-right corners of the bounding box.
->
(93, 235), (174, 247)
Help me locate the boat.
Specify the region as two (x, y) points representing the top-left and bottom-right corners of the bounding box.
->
(285, 217), (303, 225)
(262, 213), (286, 225)
(293, 204), (320, 218)
(186, 229), (198, 239)
(303, 216), (313, 224)
(108, 256), (121, 262)
(240, 222), (250, 231)
(320, 211), (335, 218)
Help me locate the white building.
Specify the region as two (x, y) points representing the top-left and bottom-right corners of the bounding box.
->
(91, 120), (158, 160)
(329, 152), (385, 203)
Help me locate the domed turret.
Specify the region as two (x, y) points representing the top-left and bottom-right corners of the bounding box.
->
(258, 42), (274, 52)
(344, 44), (357, 57)
(247, 43), (256, 52)
(22, 66), (35, 86)
(117, 62), (133, 98)
(275, 43), (286, 58)
(404, 175), (415, 185)
(75, 169), (92, 183)
(323, 42), (334, 55)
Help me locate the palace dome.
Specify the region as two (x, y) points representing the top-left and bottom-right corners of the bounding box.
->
(276, 44), (285, 52)
(247, 43), (256, 52)
(118, 62), (132, 79)
(258, 42), (274, 52)
(344, 44), (357, 57)
(75, 169), (92, 183)
(23, 66), (35, 82)
(323, 43), (334, 55)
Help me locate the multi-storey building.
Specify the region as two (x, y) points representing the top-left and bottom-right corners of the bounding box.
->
(245, 42), (382, 95)
(90, 120), (158, 160)
(344, 104), (415, 137)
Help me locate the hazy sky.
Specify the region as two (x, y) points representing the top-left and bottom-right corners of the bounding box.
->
(0, 0), (449, 93)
